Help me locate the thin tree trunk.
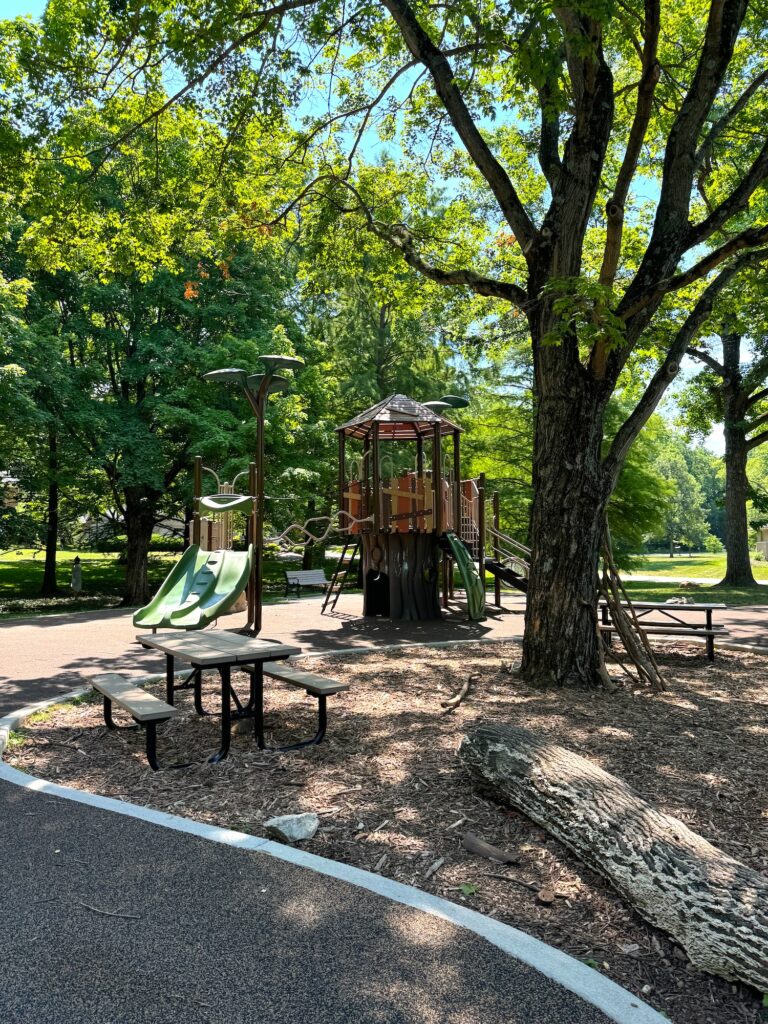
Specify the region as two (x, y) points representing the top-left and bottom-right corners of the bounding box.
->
(40, 428), (59, 597)
(520, 344), (609, 688)
(122, 490), (156, 605)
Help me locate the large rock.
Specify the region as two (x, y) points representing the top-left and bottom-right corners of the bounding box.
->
(264, 812), (319, 844)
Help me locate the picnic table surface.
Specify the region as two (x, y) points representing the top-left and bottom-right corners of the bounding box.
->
(599, 600), (727, 610)
(137, 630), (301, 667)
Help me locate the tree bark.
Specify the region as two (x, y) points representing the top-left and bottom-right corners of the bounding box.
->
(521, 338), (609, 688)
(722, 418), (754, 585)
(459, 724), (768, 991)
(40, 428), (59, 598)
(721, 334), (756, 586)
(122, 489), (156, 605)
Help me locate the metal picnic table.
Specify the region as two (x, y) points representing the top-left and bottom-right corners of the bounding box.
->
(138, 631), (300, 762)
(598, 600), (727, 660)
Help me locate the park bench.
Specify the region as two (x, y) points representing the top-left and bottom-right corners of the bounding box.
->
(254, 661), (349, 750)
(283, 568), (329, 596)
(92, 673), (179, 771)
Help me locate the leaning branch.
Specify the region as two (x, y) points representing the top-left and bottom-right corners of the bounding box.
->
(603, 254), (754, 483)
(686, 138), (768, 250)
(380, 0), (537, 254)
(687, 347), (725, 375)
(694, 68), (768, 169)
(622, 229), (768, 322)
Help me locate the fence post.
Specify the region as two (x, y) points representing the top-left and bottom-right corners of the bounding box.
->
(493, 491), (501, 607)
(477, 473), (486, 597)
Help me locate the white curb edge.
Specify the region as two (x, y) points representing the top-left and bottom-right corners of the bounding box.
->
(0, 680), (666, 1024)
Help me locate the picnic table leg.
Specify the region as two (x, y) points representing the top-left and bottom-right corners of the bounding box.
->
(252, 665), (265, 750)
(193, 668), (211, 716)
(144, 722), (160, 771)
(209, 664), (232, 763)
(707, 633), (715, 661)
(166, 654), (175, 706)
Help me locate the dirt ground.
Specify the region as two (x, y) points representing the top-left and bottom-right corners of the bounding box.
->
(6, 641), (768, 1024)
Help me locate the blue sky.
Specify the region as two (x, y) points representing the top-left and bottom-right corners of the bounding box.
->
(1, 0), (46, 15)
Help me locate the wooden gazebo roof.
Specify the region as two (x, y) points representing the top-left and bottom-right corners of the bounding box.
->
(337, 394), (461, 440)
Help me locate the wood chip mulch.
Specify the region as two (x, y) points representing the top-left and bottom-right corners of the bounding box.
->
(7, 641), (768, 1024)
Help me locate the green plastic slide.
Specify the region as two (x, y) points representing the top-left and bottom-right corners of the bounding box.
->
(132, 544), (254, 630)
(444, 532), (486, 621)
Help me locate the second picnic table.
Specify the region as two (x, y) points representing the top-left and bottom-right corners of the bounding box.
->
(138, 630), (300, 762)
(599, 600), (727, 660)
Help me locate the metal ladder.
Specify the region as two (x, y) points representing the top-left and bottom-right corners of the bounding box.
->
(321, 536), (361, 614)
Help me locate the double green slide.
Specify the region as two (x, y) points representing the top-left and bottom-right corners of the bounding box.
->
(132, 544), (253, 630)
(444, 531), (486, 622)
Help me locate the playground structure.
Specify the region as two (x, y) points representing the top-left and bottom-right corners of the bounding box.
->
(326, 394), (530, 621)
(134, 374), (532, 632)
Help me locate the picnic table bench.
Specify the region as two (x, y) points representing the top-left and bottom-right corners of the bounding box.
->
(92, 673), (180, 771)
(284, 568), (329, 596)
(599, 601), (727, 661)
(244, 661), (349, 750)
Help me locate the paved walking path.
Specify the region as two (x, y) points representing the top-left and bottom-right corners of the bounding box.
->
(2, 590), (767, 715)
(0, 593), (711, 1023)
(0, 768), (663, 1024)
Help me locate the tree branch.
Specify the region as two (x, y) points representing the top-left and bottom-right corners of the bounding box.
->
(695, 68), (768, 169)
(599, 0), (660, 288)
(746, 385), (768, 409)
(687, 347), (725, 375)
(603, 255), (749, 484)
(622, 232), (768, 321)
(380, 0), (537, 254)
(618, 0), (749, 320)
(747, 429), (768, 451)
(686, 137), (768, 250)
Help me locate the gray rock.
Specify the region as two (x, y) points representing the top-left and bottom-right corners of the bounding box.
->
(264, 812), (319, 844)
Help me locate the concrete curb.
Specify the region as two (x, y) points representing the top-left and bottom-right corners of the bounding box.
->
(0, 668), (666, 1024)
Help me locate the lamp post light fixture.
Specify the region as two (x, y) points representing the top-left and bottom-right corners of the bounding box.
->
(203, 354), (304, 634)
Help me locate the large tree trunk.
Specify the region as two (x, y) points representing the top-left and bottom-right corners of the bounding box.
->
(460, 724), (768, 991)
(40, 428), (59, 598)
(521, 340), (609, 688)
(721, 335), (755, 586)
(122, 489), (156, 605)
(722, 419), (755, 585)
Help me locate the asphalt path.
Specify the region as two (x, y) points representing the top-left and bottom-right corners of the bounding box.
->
(0, 778), (616, 1024)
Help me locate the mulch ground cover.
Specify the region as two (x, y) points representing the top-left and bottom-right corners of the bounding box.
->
(6, 641), (768, 1024)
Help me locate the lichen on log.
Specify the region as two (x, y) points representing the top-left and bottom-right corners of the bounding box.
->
(459, 723), (768, 992)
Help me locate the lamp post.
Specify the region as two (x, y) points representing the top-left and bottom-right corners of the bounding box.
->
(204, 354), (304, 634)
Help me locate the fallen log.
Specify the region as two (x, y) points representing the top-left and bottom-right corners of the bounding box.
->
(459, 724), (768, 992)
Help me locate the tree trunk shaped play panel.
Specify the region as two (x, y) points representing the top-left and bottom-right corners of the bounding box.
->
(362, 532), (441, 620)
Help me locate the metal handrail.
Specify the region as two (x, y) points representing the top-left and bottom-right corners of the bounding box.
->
(486, 523), (531, 558)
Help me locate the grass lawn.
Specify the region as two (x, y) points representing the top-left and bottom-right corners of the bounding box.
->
(629, 551), (768, 579)
(0, 547), (307, 618)
(621, 579), (768, 606)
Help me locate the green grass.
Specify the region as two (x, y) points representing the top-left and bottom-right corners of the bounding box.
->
(0, 547), (307, 618)
(621, 579), (768, 606)
(629, 551), (768, 580)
